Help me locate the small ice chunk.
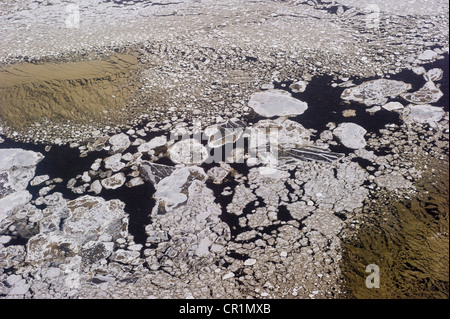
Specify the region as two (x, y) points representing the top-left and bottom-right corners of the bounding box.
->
(223, 272), (235, 280)
(382, 102), (404, 111)
(244, 258), (257, 266)
(289, 80), (308, 93)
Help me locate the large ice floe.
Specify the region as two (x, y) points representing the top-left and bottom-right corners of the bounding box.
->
(401, 104), (446, 128)
(333, 122), (367, 149)
(341, 79), (412, 106)
(248, 90), (308, 117)
(142, 163), (230, 276)
(108, 133), (130, 154)
(26, 193), (129, 266)
(0, 149), (43, 222)
(152, 166), (208, 213)
(249, 118), (312, 149)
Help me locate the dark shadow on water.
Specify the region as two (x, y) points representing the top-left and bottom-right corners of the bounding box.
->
(272, 76), (402, 136)
(101, 183), (155, 246)
(252, 54), (450, 139)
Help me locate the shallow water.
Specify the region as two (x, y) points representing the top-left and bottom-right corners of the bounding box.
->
(0, 53), (138, 129)
(341, 158), (449, 299)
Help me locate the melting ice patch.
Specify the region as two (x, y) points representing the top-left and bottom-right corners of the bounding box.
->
(401, 104), (446, 128)
(152, 166), (208, 212)
(341, 79), (412, 106)
(400, 81), (443, 104)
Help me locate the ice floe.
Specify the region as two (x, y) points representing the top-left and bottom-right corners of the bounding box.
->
(418, 49), (438, 61)
(0, 149), (43, 221)
(278, 146), (344, 163)
(248, 90), (308, 117)
(341, 79), (412, 106)
(140, 161), (176, 184)
(153, 166), (208, 212)
(108, 133), (130, 154)
(137, 135), (167, 154)
(401, 104), (446, 128)
(26, 195), (129, 264)
(101, 172), (126, 190)
(88, 179), (102, 195)
(333, 123), (367, 149)
(424, 68), (444, 82)
(249, 118), (343, 164)
(104, 153), (125, 172)
(249, 118), (311, 151)
(289, 81), (308, 93)
(207, 163), (231, 184)
(297, 160), (369, 212)
(168, 138), (209, 165)
(400, 81), (443, 104)
(375, 172), (414, 190)
(382, 101), (404, 111)
(30, 174), (50, 186)
(144, 166), (230, 275)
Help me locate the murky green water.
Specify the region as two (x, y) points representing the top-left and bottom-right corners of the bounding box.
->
(0, 53), (138, 129)
(341, 157), (449, 299)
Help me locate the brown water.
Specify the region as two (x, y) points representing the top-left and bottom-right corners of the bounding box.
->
(341, 157), (449, 299)
(0, 53), (138, 129)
